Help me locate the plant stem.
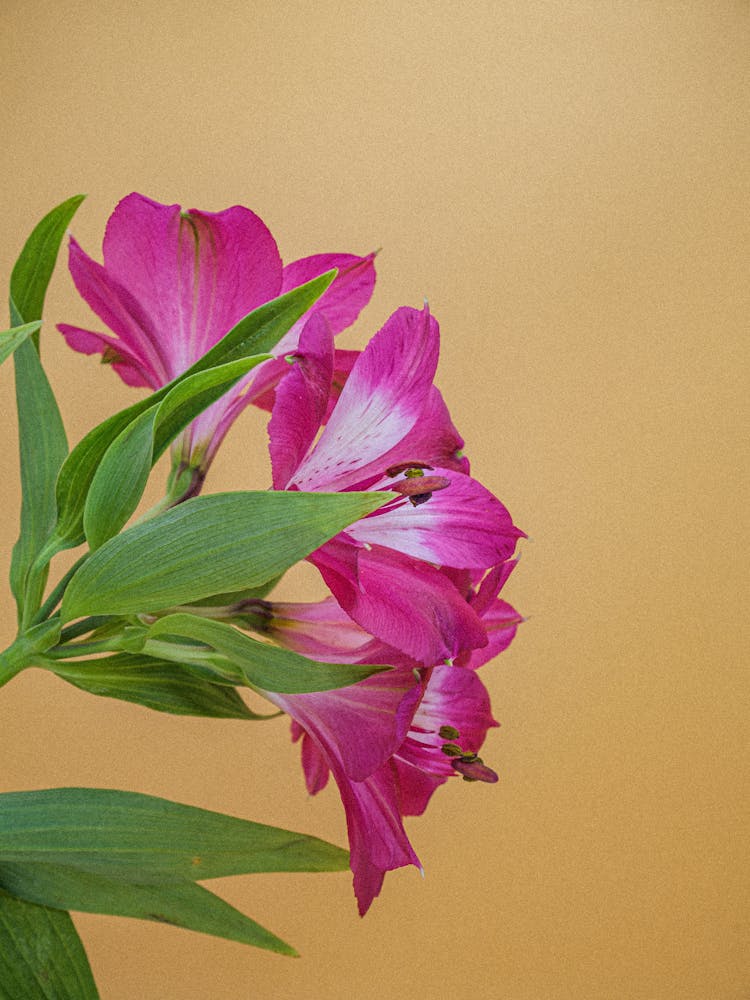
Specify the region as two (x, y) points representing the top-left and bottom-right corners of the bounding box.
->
(43, 640), (117, 660)
(30, 552), (89, 626)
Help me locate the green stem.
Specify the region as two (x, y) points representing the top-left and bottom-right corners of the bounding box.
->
(43, 639), (117, 660)
(0, 638), (29, 689)
(30, 552), (89, 626)
(58, 616), (115, 644)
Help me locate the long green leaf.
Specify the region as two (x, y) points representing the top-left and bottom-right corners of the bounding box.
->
(0, 321), (42, 366)
(0, 788), (349, 879)
(83, 407), (157, 551)
(46, 653), (267, 718)
(0, 889), (98, 1000)
(52, 270), (335, 550)
(9, 194), (85, 341)
(83, 355), (268, 550)
(10, 341), (69, 625)
(61, 489), (393, 620)
(146, 614), (389, 694)
(0, 865), (296, 957)
(9, 197), (84, 625)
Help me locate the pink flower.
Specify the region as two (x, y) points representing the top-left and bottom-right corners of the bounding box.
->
(58, 192), (376, 476)
(251, 562), (522, 914)
(267, 304), (525, 662)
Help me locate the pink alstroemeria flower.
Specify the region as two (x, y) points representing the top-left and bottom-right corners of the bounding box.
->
(58, 192), (376, 480)
(267, 304), (525, 663)
(250, 561), (522, 914)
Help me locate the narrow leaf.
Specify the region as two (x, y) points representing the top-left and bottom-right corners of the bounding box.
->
(83, 408), (156, 551)
(83, 356), (267, 550)
(0, 788), (350, 879)
(0, 322), (42, 366)
(0, 889), (98, 1000)
(8, 197), (84, 625)
(61, 490), (393, 620)
(147, 614), (389, 694)
(46, 653), (265, 719)
(0, 865), (296, 957)
(10, 340), (68, 626)
(9, 194), (85, 343)
(53, 271), (335, 549)
(151, 356), (269, 460)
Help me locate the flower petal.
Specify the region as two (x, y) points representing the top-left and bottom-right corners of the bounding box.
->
(375, 385), (471, 475)
(267, 313), (334, 488)
(266, 664), (421, 783)
(291, 722), (331, 794)
(57, 323), (155, 389)
(458, 599), (523, 669)
(101, 193), (283, 373)
(264, 596), (396, 665)
(347, 469), (524, 568)
(64, 237), (169, 385)
(312, 539), (489, 664)
(281, 251), (377, 338)
(284, 704), (421, 915)
(290, 306), (440, 491)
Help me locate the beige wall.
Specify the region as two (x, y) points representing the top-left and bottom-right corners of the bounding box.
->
(1, 3), (748, 998)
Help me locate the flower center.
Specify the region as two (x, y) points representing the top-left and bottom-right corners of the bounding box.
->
(386, 464), (451, 507)
(439, 727), (499, 783)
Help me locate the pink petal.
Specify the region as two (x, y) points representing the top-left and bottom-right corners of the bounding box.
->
(267, 313), (334, 488)
(101, 193), (283, 373)
(65, 237), (170, 384)
(57, 323), (155, 389)
(375, 386), (471, 475)
(266, 664), (421, 783)
(391, 758), (448, 817)
(283, 698), (421, 915)
(291, 723), (331, 794)
(281, 251), (377, 339)
(264, 596), (395, 664)
(311, 539), (489, 664)
(344, 761), (421, 915)
(290, 306), (440, 492)
(394, 663), (498, 814)
(458, 599), (523, 669)
(347, 469), (524, 568)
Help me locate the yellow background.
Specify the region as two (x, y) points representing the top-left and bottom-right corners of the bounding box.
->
(1, 3), (748, 998)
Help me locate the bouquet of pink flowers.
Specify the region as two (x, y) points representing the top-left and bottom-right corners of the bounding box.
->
(0, 194), (523, 995)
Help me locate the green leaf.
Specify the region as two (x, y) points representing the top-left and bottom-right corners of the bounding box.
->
(46, 653), (269, 718)
(0, 865), (296, 957)
(83, 356), (267, 550)
(83, 408), (157, 551)
(0, 889), (98, 1000)
(0, 321), (42, 366)
(61, 489), (393, 620)
(9, 194), (85, 341)
(146, 614), (389, 694)
(52, 270), (336, 550)
(8, 197), (84, 625)
(10, 341), (69, 625)
(0, 788), (349, 880)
